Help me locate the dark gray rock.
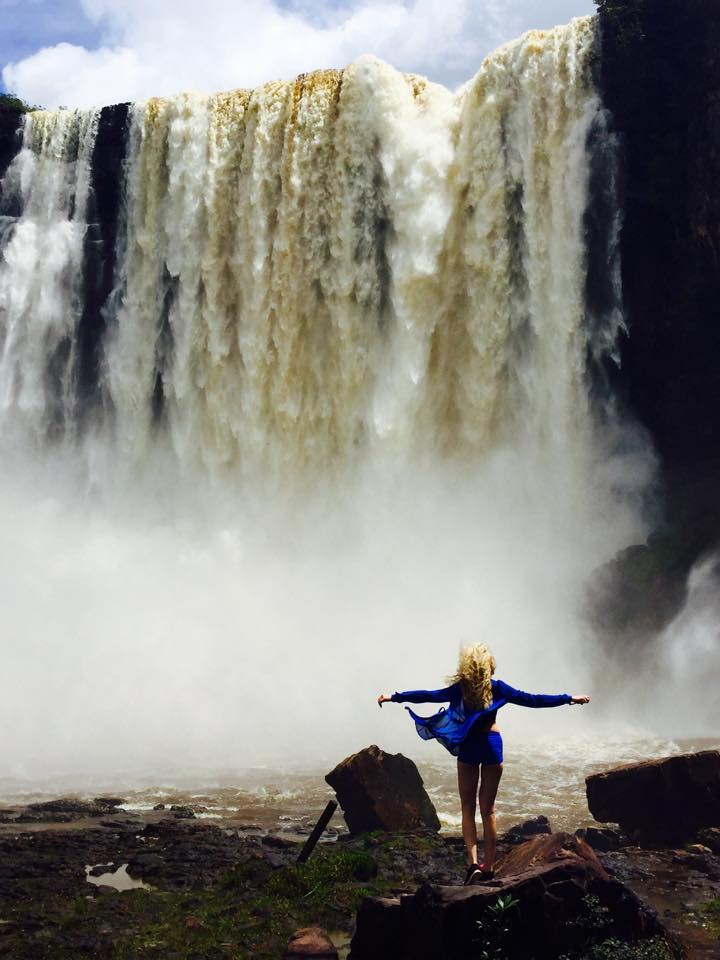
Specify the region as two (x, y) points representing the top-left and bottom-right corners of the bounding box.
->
(501, 815), (552, 844)
(576, 825), (630, 852)
(94, 797), (125, 810)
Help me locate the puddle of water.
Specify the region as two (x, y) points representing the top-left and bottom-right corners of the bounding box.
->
(85, 863), (150, 892)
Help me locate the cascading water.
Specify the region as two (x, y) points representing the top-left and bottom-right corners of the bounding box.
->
(2, 18), (598, 474)
(0, 17), (657, 780)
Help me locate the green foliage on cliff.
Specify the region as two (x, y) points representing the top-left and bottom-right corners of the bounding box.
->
(0, 93), (39, 114)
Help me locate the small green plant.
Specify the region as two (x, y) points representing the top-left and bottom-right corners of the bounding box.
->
(475, 893), (520, 960)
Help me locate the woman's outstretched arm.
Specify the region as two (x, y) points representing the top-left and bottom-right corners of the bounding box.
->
(494, 679), (590, 708)
(377, 684), (458, 707)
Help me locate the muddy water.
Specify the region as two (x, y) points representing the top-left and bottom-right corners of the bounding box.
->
(2, 737), (717, 837)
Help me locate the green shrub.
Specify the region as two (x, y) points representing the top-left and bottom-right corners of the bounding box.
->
(0, 93), (38, 113)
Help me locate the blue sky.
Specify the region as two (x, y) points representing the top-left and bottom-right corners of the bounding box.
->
(0, 0), (101, 87)
(1, 0), (596, 108)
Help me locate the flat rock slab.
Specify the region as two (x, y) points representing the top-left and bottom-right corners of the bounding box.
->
(586, 750), (720, 845)
(349, 832), (667, 960)
(326, 744), (440, 835)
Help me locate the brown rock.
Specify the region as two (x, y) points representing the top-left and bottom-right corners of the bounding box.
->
(494, 832), (607, 879)
(586, 749), (720, 846)
(326, 745), (440, 835)
(349, 832), (666, 960)
(284, 926), (338, 959)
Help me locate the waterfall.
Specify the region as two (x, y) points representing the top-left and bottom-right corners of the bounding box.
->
(0, 109), (99, 443)
(0, 17), (649, 776)
(0, 17), (599, 481)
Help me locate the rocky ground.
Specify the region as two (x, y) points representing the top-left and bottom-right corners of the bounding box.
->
(0, 801), (718, 959)
(1, 747), (719, 959)
(0, 800), (469, 959)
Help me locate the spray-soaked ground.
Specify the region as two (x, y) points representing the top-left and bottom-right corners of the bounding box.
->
(2, 737), (715, 837)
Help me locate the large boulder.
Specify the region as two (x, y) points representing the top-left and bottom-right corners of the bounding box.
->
(586, 750), (720, 846)
(349, 833), (666, 960)
(326, 745), (440, 835)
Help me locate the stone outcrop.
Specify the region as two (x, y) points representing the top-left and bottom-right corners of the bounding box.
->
(575, 825), (630, 852)
(586, 749), (720, 845)
(325, 745), (440, 835)
(284, 926), (339, 959)
(349, 833), (666, 960)
(500, 814), (552, 845)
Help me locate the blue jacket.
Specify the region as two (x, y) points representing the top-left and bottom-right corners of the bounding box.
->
(391, 679), (572, 756)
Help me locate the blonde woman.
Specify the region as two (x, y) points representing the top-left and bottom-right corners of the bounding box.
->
(378, 644), (590, 885)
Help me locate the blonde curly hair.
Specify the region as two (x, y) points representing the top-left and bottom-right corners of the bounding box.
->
(448, 643), (496, 711)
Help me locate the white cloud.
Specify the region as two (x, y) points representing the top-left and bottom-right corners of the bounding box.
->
(3, 0), (595, 109)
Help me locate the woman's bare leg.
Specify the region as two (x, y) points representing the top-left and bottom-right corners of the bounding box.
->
(457, 760), (481, 865)
(478, 762), (503, 870)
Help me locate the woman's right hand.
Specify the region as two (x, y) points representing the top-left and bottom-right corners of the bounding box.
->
(377, 694), (392, 708)
(570, 695), (591, 705)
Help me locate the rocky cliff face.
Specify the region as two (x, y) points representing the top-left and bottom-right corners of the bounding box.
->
(591, 0), (720, 639)
(77, 103), (129, 406)
(0, 103), (23, 183)
(598, 0), (720, 487)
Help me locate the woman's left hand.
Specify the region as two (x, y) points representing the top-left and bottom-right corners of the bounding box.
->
(570, 695), (591, 705)
(377, 694), (392, 708)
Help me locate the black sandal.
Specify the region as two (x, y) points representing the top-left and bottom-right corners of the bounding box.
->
(478, 863), (495, 880)
(463, 863), (482, 885)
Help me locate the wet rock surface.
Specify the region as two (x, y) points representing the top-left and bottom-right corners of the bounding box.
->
(586, 750), (720, 845)
(599, 844), (720, 960)
(326, 744), (441, 835)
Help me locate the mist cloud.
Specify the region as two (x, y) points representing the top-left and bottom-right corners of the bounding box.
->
(3, 0), (595, 108)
